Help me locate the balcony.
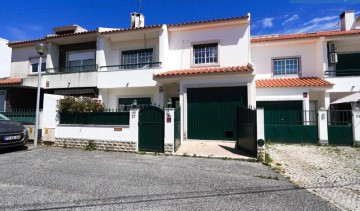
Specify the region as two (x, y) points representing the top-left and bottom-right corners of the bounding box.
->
(100, 62), (162, 71)
(98, 62), (162, 88)
(325, 69), (360, 77)
(46, 64), (98, 74)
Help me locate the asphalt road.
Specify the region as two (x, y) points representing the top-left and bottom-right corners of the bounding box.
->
(0, 146), (337, 210)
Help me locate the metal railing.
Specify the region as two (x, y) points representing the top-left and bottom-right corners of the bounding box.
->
(46, 64), (98, 74)
(0, 109), (36, 125)
(325, 69), (360, 77)
(264, 110), (318, 125)
(327, 110), (352, 125)
(100, 62), (162, 71)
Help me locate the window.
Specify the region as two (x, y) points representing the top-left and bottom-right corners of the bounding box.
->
(118, 97), (152, 111)
(31, 63), (46, 73)
(67, 51), (95, 72)
(122, 49), (153, 69)
(273, 58), (300, 76)
(193, 43), (218, 65)
(30, 57), (46, 74)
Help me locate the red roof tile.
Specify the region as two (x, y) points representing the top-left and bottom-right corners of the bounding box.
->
(251, 29), (360, 43)
(0, 78), (22, 85)
(8, 38), (46, 47)
(168, 15), (249, 27)
(154, 65), (253, 77)
(256, 77), (333, 88)
(99, 25), (162, 34)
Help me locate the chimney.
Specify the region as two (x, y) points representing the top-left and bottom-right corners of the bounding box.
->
(130, 13), (145, 28)
(340, 11), (355, 31)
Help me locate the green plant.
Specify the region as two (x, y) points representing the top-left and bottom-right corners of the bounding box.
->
(263, 152), (273, 166)
(84, 140), (97, 151)
(57, 96), (106, 114)
(181, 153), (189, 157)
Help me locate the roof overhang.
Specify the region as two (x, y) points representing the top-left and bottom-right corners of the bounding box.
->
(256, 77), (333, 88)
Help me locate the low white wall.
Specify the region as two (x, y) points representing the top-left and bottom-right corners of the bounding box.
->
(164, 108), (175, 153)
(42, 94), (64, 129)
(55, 125), (133, 140)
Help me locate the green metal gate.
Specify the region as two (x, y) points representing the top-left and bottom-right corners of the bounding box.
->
(328, 110), (353, 145)
(236, 106), (257, 157)
(138, 106), (164, 152)
(187, 86), (247, 140)
(174, 107), (181, 152)
(257, 101), (318, 144)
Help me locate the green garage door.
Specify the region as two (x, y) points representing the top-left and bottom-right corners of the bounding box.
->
(187, 86), (247, 141)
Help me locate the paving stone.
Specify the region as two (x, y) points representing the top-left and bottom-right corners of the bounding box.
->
(268, 144), (360, 211)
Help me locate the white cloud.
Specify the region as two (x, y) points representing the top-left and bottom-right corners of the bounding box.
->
(261, 18), (274, 28)
(6, 26), (30, 41)
(282, 14), (299, 25)
(303, 16), (338, 26)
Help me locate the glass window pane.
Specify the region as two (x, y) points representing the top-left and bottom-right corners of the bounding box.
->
(122, 49), (153, 69)
(32, 64), (38, 73)
(193, 43), (218, 64)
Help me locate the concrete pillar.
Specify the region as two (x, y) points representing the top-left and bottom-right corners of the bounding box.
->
(247, 81), (256, 107)
(303, 95), (310, 125)
(324, 92), (330, 110)
(155, 85), (164, 108)
(318, 108), (328, 145)
(352, 109), (360, 146)
(158, 25), (169, 69)
(164, 108), (175, 153)
(130, 108), (140, 152)
(257, 108), (265, 161)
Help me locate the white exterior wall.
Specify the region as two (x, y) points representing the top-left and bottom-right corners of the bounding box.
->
(55, 125), (133, 140)
(23, 72), (97, 88)
(11, 46), (40, 79)
(0, 38), (11, 78)
(47, 43), (59, 69)
(166, 24), (250, 72)
(257, 87), (308, 101)
(252, 39), (320, 79)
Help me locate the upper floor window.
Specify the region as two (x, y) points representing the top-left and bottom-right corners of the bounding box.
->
(273, 58), (300, 76)
(30, 57), (46, 74)
(193, 43), (218, 65)
(122, 49), (153, 69)
(67, 51), (95, 71)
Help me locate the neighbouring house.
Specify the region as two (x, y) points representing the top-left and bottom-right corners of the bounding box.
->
(251, 10), (360, 145)
(8, 13), (255, 143)
(0, 38), (15, 111)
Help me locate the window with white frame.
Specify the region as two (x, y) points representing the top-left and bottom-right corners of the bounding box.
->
(122, 49), (153, 69)
(67, 51), (95, 71)
(273, 58), (300, 76)
(193, 43), (218, 65)
(30, 57), (46, 73)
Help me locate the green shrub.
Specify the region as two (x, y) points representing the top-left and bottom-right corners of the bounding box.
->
(57, 96), (106, 113)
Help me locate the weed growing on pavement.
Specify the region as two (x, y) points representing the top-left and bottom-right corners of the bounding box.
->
(181, 153), (190, 157)
(84, 140), (97, 151)
(256, 175), (279, 180)
(153, 152), (159, 156)
(137, 151), (146, 155)
(193, 154), (197, 157)
(263, 152), (273, 165)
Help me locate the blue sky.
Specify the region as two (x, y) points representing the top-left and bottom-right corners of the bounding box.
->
(1, 0), (360, 41)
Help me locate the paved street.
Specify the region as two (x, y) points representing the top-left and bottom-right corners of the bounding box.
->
(0, 146), (336, 210)
(268, 144), (360, 211)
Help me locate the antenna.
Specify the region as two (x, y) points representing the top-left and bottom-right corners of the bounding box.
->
(139, 0), (142, 13)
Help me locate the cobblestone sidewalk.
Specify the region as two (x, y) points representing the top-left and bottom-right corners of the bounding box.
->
(268, 144), (360, 211)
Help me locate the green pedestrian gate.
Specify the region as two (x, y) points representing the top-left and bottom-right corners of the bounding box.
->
(174, 107), (181, 152)
(257, 101), (318, 144)
(138, 106), (164, 152)
(236, 106), (257, 157)
(328, 110), (353, 145)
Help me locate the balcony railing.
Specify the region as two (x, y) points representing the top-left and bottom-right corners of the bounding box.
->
(46, 65), (98, 74)
(100, 62), (162, 71)
(325, 69), (360, 77)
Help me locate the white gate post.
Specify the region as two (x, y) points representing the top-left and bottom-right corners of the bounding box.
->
(318, 108), (328, 145)
(130, 108), (140, 152)
(352, 109), (360, 146)
(257, 108), (265, 161)
(164, 108), (175, 154)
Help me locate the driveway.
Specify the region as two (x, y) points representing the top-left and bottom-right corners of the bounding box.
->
(268, 144), (360, 210)
(0, 146), (336, 210)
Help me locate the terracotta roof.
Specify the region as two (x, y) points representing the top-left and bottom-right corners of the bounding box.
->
(251, 29), (360, 43)
(256, 77), (333, 88)
(168, 15), (249, 27)
(8, 38), (46, 47)
(154, 65), (253, 77)
(99, 25), (162, 34)
(0, 78), (22, 85)
(46, 30), (98, 39)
